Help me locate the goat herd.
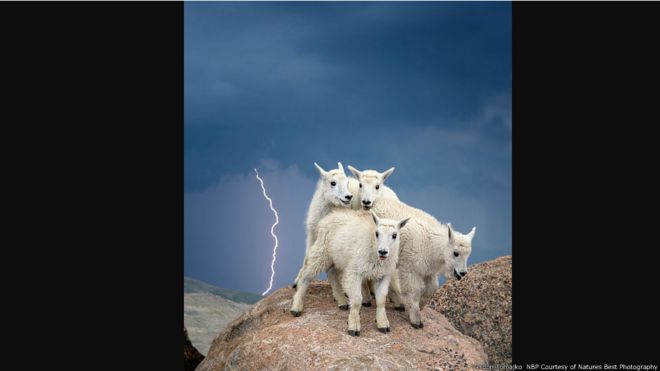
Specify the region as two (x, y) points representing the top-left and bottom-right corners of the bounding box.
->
(289, 162), (476, 336)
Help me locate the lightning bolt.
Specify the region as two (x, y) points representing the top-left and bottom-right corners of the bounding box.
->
(254, 168), (279, 296)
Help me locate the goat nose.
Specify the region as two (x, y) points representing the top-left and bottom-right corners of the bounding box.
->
(345, 195), (352, 200)
(460, 271), (467, 277)
(362, 200), (371, 205)
(378, 250), (387, 256)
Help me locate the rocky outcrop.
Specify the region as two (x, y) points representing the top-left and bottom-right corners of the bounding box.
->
(184, 326), (204, 371)
(197, 281), (487, 371)
(429, 255), (512, 367)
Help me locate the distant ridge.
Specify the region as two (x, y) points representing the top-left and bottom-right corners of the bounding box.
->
(184, 276), (262, 304)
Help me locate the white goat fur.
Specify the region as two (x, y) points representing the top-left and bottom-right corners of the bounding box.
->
(304, 162), (352, 253)
(369, 197), (476, 328)
(290, 208), (410, 335)
(345, 166), (400, 300)
(295, 165), (400, 305)
(293, 162), (352, 287)
(347, 166), (399, 210)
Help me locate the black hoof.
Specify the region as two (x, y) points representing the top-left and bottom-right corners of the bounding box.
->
(394, 305), (405, 312)
(377, 326), (391, 333)
(362, 302), (372, 307)
(347, 330), (360, 336)
(411, 322), (424, 329)
(338, 304), (349, 311)
(290, 310), (301, 317)
(292, 283), (297, 289)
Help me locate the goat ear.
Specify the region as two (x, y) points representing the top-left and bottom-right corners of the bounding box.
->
(398, 216), (411, 230)
(369, 210), (380, 226)
(347, 165), (361, 179)
(337, 162), (345, 174)
(467, 226), (476, 240)
(314, 162), (327, 177)
(447, 223), (455, 241)
(381, 167), (395, 182)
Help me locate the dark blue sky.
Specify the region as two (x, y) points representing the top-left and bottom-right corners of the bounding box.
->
(184, 2), (511, 294)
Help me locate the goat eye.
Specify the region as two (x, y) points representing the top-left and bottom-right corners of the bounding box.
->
(330, 181), (336, 186)
(376, 185), (380, 190)
(375, 231), (379, 238)
(453, 251), (459, 257)
(392, 233), (397, 239)
(359, 183), (362, 188)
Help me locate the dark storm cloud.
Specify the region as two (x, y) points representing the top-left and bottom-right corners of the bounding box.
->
(184, 2), (511, 293)
(185, 164), (315, 293)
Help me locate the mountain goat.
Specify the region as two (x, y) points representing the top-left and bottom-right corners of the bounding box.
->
(292, 162), (352, 290)
(290, 209), (411, 336)
(369, 197), (476, 328)
(346, 165), (398, 210)
(294, 164), (400, 308)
